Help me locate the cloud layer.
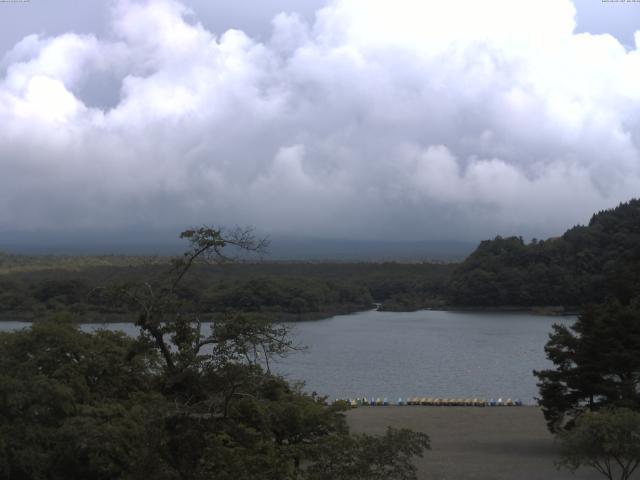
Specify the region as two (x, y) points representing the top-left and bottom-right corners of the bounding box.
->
(1, 0), (639, 241)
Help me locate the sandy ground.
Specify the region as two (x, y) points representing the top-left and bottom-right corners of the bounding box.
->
(346, 406), (609, 480)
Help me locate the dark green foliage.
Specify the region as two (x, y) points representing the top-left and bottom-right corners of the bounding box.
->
(557, 407), (640, 480)
(0, 228), (430, 479)
(449, 199), (640, 307)
(534, 297), (640, 432)
(0, 261), (454, 321)
(202, 276), (374, 318)
(0, 321), (165, 480)
(303, 427), (430, 480)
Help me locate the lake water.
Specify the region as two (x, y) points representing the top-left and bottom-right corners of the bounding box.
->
(0, 310), (572, 405)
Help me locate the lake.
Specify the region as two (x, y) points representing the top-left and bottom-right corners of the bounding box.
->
(0, 309), (572, 405)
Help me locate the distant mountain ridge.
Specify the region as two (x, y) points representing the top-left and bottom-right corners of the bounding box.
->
(266, 237), (474, 262)
(448, 199), (640, 307)
(0, 232), (474, 262)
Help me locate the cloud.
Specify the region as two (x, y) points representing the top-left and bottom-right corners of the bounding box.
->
(1, 0), (639, 242)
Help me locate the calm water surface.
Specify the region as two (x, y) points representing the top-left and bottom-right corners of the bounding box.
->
(274, 309), (573, 404)
(1, 310), (572, 404)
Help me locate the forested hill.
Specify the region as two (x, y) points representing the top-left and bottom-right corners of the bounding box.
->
(448, 199), (640, 307)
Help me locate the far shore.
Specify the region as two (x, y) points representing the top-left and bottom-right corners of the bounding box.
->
(0, 304), (578, 323)
(347, 406), (602, 480)
(435, 305), (579, 316)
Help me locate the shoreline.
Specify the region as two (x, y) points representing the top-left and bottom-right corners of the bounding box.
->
(0, 305), (578, 323)
(380, 305), (578, 316)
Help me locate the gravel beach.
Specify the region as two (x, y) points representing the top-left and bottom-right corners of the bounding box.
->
(347, 406), (608, 480)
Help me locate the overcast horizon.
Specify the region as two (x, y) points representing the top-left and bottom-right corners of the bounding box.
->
(1, 0), (639, 252)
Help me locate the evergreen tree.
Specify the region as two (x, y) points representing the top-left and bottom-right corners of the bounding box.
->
(534, 297), (640, 432)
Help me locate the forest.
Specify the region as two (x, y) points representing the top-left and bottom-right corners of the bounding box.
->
(2, 200), (639, 321)
(449, 199), (640, 308)
(0, 260), (454, 322)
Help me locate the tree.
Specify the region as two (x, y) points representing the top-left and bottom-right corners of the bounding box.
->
(534, 297), (640, 432)
(303, 427), (430, 480)
(448, 199), (640, 308)
(0, 319), (166, 480)
(105, 226), (274, 374)
(1, 226), (430, 479)
(557, 407), (640, 480)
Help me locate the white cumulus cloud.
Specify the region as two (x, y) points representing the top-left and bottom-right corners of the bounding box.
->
(1, 0), (639, 242)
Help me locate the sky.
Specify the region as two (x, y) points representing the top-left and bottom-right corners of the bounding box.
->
(0, 0), (639, 249)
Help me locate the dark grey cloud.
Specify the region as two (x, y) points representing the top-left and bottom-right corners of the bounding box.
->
(0, 0), (639, 244)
